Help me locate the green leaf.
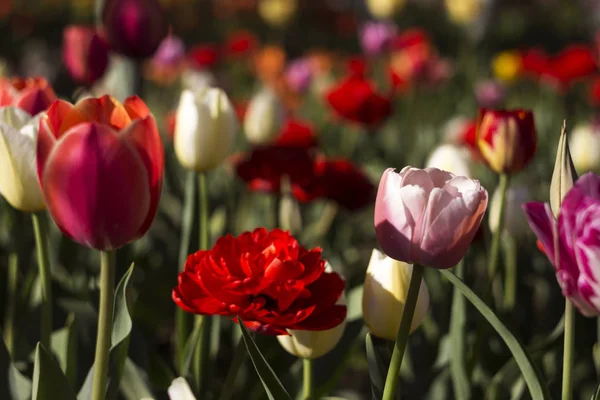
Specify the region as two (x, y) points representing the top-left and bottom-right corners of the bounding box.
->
(32, 342), (77, 400)
(591, 383), (600, 400)
(0, 332), (32, 400)
(180, 322), (202, 379)
(78, 264), (136, 400)
(366, 333), (398, 400)
(120, 358), (153, 400)
(238, 321), (292, 400)
(440, 269), (551, 400)
(51, 314), (78, 385)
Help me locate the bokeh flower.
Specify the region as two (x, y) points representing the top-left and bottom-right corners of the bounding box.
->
(0, 77), (57, 116)
(366, 0), (405, 20)
(258, 0), (298, 27)
(569, 123), (600, 175)
(285, 58), (313, 94)
(172, 228), (347, 335)
(425, 143), (473, 178)
(360, 21), (397, 56)
(244, 88), (285, 145)
(62, 25), (109, 86)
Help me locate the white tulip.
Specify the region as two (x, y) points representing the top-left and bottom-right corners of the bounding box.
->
(488, 185), (530, 237)
(366, 0), (406, 20)
(181, 68), (217, 92)
(362, 249), (429, 340)
(425, 143), (473, 178)
(168, 377), (196, 400)
(174, 88), (238, 172)
(243, 88), (284, 145)
(0, 107), (45, 212)
(569, 123), (600, 175)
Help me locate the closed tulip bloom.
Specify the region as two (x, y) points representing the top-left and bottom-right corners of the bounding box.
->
(375, 167), (488, 269)
(489, 185), (530, 236)
(36, 95), (164, 250)
(244, 88), (284, 145)
(363, 249), (429, 339)
(425, 143), (472, 178)
(102, 0), (168, 59)
(569, 124), (600, 175)
(0, 107), (45, 211)
(523, 173), (600, 316)
(0, 77), (57, 116)
(174, 88), (238, 172)
(477, 108), (537, 174)
(62, 25), (109, 86)
(366, 0), (405, 20)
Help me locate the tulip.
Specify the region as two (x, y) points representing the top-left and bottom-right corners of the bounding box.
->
(569, 123), (600, 176)
(366, 0), (405, 20)
(550, 122), (578, 217)
(360, 21), (397, 56)
(102, 0), (168, 59)
(36, 95), (164, 250)
(62, 25), (109, 86)
(363, 249), (429, 340)
(492, 51), (523, 83)
(244, 88), (284, 145)
(476, 108), (537, 174)
(0, 77), (57, 116)
(285, 58), (313, 94)
(475, 80), (506, 108)
(258, 0), (297, 27)
(168, 377), (197, 400)
(174, 88), (238, 172)
(444, 0), (485, 25)
(488, 185), (530, 236)
(0, 107), (45, 212)
(425, 143), (472, 178)
(374, 167), (488, 269)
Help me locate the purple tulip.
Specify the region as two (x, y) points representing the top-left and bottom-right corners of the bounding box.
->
(475, 80), (506, 108)
(523, 172), (600, 316)
(285, 58), (313, 93)
(360, 21), (397, 56)
(152, 35), (186, 67)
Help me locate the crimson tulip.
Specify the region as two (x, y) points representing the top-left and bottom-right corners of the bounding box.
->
(63, 25), (109, 86)
(0, 77), (57, 116)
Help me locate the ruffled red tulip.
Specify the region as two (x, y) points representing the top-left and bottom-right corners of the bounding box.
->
(476, 108), (537, 174)
(173, 228), (347, 335)
(225, 31), (258, 59)
(325, 76), (392, 127)
(102, 0), (168, 59)
(63, 25), (109, 86)
(187, 44), (220, 70)
(0, 77), (57, 116)
(275, 119), (317, 148)
(36, 95), (164, 250)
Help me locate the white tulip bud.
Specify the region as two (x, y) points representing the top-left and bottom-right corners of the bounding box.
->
(174, 88), (238, 172)
(362, 249), (429, 340)
(0, 107), (45, 212)
(488, 185), (530, 236)
(569, 123), (600, 175)
(244, 88), (284, 145)
(168, 377), (196, 400)
(425, 143), (473, 178)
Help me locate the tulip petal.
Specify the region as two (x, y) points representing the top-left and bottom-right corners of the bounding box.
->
(522, 202), (556, 264)
(123, 95), (152, 119)
(120, 115), (164, 236)
(0, 106), (32, 129)
(42, 123), (150, 250)
(13, 88), (54, 116)
(37, 100), (74, 184)
(60, 95), (131, 134)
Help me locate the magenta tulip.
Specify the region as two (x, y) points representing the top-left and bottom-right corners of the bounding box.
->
(36, 95), (164, 250)
(63, 25), (109, 86)
(374, 167), (488, 269)
(523, 172), (600, 316)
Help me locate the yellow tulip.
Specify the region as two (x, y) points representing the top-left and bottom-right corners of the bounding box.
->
(492, 51), (523, 83)
(258, 0), (297, 27)
(444, 0), (485, 25)
(366, 0), (405, 20)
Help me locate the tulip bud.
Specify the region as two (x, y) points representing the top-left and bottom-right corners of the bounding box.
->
(550, 121), (579, 217)
(0, 107), (45, 212)
(362, 249), (430, 340)
(102, 0), (168, 59)
(366, 0), (406, 20)
(476, 108), (537, 174)
(425, 143), (472, 178)
(244, 88), (284, 145)
(258, 0), (297, 27)
(174, 88), (238, 172)
(278, 176), (302, 234)
(489, 185), (530, 236)
(63, 26), (109, 86)
(168, 377), (196, 400)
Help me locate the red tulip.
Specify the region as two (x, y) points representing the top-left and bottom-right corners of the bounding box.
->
(0, 77), (57, 116)
(36, 95), (164, 250)
(63, 25), (109, 86)
(172, 228), (347, 335)
(275, 119), (317, 148)
(589, 77), (600, 107)
(325, 76), (392, 127)
(522, 46), (597, 89)
(224, 31), (258, 59)
(102, 0), (168, 59)
(346, 56), (368, 78)
(187, 44), (220, 70)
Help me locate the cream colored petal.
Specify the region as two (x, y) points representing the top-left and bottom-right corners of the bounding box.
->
(168, 377), (197, 400)
(0, 106), (32, 130)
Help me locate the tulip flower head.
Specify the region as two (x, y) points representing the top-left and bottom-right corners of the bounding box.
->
(173, 228), (347, 335)
(62, 25), (109, 86)
(476, 108), (537, 174)
(374, 167), (488, 269)
(363, 249), (429, 339)
(36, 95), (164, 250)
(0, 107), (45, 211)
(285, 58), (313, 94)
(244, 88), (284, 145)
(523, 173), (600, 316)
(360, 21), (397, 56)
(167, 378), (196, 400)
(174, 88), (238, 172)
(425, 143), (472, 178)
(569, 123), (600, 175)
(0, 77), (57, 116)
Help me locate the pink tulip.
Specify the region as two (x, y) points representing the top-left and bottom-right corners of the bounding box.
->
(523, 172), (600, 316)
(374, 167), (488, 269)
(37, 95), (164, 250)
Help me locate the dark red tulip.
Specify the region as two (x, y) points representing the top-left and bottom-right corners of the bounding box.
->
(187, 44), (220, 70)
(102, 0), (168, 59)
(224, 31), (258, 59)
(0, 77), (57, 116)
(275, 119), (317, 148)
(63, 26), (109, 86)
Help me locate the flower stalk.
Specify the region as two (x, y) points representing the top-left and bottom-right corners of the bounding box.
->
(31, 212), (53, 348)
(488, 174), (510, 284)
(303, 358), (314, 400)
(562, 299), (575, 400)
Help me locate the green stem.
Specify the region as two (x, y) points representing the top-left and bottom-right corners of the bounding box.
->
(503, 234), (517, 312)
(31, 212), (53, 349)
(449, 260), (470, 400)
(91, 251), (116, 400)
(176, 170), (197, 371)
(218, 339), (247, 400)
(562, 300), (575, 400)
(303, 358), (314, 400)
(193, 172), (213, 395)
(3, 251), (18, 357)
(382, 264), (425, 400)
(488, 174), (510, 285)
